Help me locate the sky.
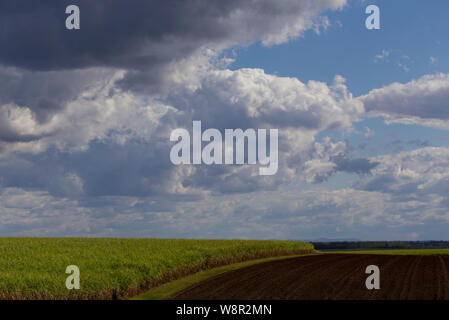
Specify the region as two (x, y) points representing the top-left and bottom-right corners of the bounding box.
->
(0, 0), (449, 240)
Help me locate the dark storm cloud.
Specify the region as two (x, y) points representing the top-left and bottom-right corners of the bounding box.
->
(0, 0), (346, 123)
(0, 67), (105, 123)
(332, 155), (379, 174)
(67, 139), (174, 197)
(1, 0), (210, 71)
(0, 0), (341, 72)
(0, 139), (176, 198)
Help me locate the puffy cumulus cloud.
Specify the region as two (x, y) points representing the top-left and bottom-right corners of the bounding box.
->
(0, 66), (133, 153)
(6, 0), (448, 238)
(0, 72), (201, 199)
(0, 0), (348, 157)
(0, 61), (368, 200)
(0, 70), (174, 154)
(1, 5), (350, 123)
(356, 147), (449, 204)
(360, 73), (449, 129)
(169, 69), (363, 131)
(0, 104), (41, 144)
(0, 0), (350, 154)
(157, 69), (365, 193)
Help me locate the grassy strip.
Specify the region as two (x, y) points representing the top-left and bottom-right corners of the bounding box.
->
(0, 238), (314, 300)
(324, 249), (449, 255)
(132, 254), (315, 300)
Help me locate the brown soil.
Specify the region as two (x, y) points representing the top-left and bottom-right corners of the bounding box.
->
(174, 254), (449, 300)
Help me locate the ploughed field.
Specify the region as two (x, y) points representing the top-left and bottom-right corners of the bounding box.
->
(174, 254), (449, 300)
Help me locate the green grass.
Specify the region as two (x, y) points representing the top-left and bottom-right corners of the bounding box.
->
(325, 249), (449, 255)
(132, 253), (316, 300)
(0, 238), (314, 299)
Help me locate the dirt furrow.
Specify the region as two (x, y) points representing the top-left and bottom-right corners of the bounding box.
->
(174, 254), (449, 300)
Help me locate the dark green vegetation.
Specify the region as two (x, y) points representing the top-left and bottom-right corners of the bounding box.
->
(313, 241), (449, 251)
(0, 238), (314, 300)
(328, 249), (449, 255)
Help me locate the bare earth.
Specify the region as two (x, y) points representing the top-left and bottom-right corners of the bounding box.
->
(174, 254), (449, 300)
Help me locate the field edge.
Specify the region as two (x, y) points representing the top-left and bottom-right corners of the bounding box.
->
(131, 253), (318, 300)
(120, 248), (315, 300)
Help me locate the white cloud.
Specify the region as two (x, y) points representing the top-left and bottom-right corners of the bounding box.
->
(360, 73), (449, 129)
(358, 147), (449, 200)
(374, 49), (390, 62)
(2, 182), (447, 239)
(2, 0), (449, 239)
(0, 64), (366, 200)
(364, 126), (374, 137)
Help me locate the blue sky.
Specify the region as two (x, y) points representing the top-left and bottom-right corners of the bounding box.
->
(229, 0), (449, 194)
(0, 0), (449, 240)
(230, 0), (449, 95)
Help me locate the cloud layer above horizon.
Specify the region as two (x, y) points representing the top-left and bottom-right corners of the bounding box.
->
(0, 0), (448, 240)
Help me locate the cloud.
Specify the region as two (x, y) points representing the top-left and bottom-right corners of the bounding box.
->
(1, 183), (447, 240)
(166, 69), (363, 131)
(0, 0), (350, 148)
(374, 49), (390, 62)
(2, 0), (449, 239)
(0, 69), (176, 154)
(0, 67), (114, 124)
(0, 67), (365, 198)
(356, 147), (449, 200)
(373, 50), (412, 72)
(360, 73), (449, 129)
(332, 155), (379, 174)
(364, 126), (374, 138)
(131, 70), (363, 194)
(0, 0), (346, 71)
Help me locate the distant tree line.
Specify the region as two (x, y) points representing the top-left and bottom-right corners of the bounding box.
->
(312, 241), (449, 250)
